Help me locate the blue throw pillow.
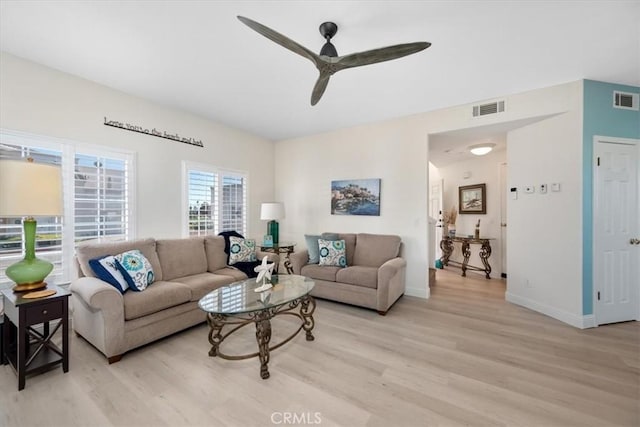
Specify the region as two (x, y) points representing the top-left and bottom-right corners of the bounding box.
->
(305, 234), (321, 264)
(89, 255), (130, 293)
(321, 232), (339, 241)
(115, 250), (155, 291)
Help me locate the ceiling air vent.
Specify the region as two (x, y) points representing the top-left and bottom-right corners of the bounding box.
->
(613, 91), (639, 111)
(472, 100), (505, 117)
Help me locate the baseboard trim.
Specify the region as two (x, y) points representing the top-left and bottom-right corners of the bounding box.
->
(505, 292), (596, 329)
(406, 286), (429, 299)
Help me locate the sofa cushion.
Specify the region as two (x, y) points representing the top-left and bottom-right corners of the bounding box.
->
(205, 236), (228, 272)
(213, 267), (249, 282)
(318, 239), (347, 267)
(170, 273), (236, 301)
(156, 238), (208, 281)
(305, 234), (322, 264)
(115, 250), (155, 291)
(336, 266), (378, 289)
(76, 238), (163, 281)
(301, 264), (342, 282)
(123, 280), (191, 320)
(353, 233), (401, 267)
(337, 233), (357, 266)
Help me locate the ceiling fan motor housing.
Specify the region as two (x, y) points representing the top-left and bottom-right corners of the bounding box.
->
(319, 22), (338, 57)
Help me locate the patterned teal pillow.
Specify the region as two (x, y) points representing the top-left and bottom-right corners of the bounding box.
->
(115, 250), (155, 291)
(318, 239), (347, 267)
(229, 236), (257, 265)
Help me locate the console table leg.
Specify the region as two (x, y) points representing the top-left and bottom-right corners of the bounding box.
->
(440, 237), (453, 266)
(461, 241), (471, 277)
(255, 313), (272, 379)
(479, 240), (493, 279)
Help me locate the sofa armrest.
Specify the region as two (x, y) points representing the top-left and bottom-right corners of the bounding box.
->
(290, 250), (309, 275)
(377, 257), (407, 313)
(69, 277), (126, 359)
(70, 277), (123, 311)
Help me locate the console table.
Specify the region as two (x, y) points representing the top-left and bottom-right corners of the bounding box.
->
(440, 236), (493, 279)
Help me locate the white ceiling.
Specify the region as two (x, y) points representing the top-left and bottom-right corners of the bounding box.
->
(1, 1), (638, 141)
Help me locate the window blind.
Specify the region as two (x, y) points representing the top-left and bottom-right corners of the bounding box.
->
(185, 163), (247, 237)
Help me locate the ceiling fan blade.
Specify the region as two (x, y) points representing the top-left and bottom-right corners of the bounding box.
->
(311, 71), (331, 106)
(336, 42), (431, 71)
(237, 16), (321, 67)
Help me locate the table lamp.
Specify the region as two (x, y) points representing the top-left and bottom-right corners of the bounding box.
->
(0, 158), (62, 292)
(260, 202), (284, 244)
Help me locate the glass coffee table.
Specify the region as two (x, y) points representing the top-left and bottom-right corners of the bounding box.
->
(198, 274), (315, 379)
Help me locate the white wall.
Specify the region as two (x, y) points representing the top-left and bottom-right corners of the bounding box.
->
(274, 115), (430, 298)
(274, 79), (586, 328)
(0, 52), (275, 239)
(506, 84), (585, 326)
(437, 147), (507, 278)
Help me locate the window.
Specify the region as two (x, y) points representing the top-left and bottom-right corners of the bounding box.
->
(0, 145), (63, 286)
(0, 130), (135, 289)
(184, 162), (247, 237)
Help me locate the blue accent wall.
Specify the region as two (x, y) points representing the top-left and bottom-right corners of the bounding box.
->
(583, 80), (640, 315)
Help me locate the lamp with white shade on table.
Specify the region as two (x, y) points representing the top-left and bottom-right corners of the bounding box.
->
(0, 158), (62, 292)
(260, 202), (285, 245)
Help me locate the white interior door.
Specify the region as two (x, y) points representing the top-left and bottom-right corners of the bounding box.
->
(593, 137), (639, 325)
(499, 162), (508, 277)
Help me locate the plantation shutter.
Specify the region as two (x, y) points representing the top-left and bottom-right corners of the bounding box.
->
(220, 173), (246, 234)
(74, 153), (130, 244)
(188, 170), (217, 237)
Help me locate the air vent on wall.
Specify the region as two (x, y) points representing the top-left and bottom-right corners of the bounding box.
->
(472, 100), (505, 117)
(613, 91), (639, 110)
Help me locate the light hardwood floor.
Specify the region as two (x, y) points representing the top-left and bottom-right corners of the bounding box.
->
(1, 269), (638, 427)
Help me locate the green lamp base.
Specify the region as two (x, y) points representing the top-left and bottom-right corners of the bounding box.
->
(6, 257), (53, 292)
(6, 218), (53, 292)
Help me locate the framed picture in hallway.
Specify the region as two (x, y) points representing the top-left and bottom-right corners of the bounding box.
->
(459, 183), (486, 214)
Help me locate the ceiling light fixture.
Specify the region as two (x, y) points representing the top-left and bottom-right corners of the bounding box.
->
(469, 143), (496, 156)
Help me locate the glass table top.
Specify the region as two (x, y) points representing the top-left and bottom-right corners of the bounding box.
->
(198, 274), (314, 315)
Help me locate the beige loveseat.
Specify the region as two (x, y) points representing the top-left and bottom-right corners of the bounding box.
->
(70, 236), (278, 363)
(289, 233), (406, 315)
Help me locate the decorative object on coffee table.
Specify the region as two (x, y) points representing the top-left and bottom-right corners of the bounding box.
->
(254, 256), (274, 292)
(0, 158), (62, 292)
(260, 202), (285, 244)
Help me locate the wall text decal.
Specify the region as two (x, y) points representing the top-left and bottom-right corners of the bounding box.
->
(104, 117), (204, 147)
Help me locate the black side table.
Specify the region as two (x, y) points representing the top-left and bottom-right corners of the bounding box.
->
(2, 285), (70, 390)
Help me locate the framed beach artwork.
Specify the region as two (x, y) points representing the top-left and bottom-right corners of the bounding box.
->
(458, 183), (486, 214)
(331, 179), (381, 216)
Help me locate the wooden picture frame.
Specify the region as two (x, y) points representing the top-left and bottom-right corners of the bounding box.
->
(459, 183), (486, 214)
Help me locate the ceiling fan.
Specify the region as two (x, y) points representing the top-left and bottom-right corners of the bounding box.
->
(237, 16), (431, 106)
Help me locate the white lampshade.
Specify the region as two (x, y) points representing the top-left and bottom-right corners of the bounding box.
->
(0, 159), (63, 217)
(260, 202), (285, 220)
(469, 143), (496, 156)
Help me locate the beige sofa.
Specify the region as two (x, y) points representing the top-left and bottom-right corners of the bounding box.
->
(290, 233), (406, 315)
(70, 236), (278, 363)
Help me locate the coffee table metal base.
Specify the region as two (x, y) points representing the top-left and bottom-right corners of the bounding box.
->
(205, 295), (315, 379)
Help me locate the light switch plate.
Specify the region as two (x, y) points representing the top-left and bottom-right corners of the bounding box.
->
(539, 184), (547, 194)
(551, 182), (561, 192)
(524, 186), (534, 194)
